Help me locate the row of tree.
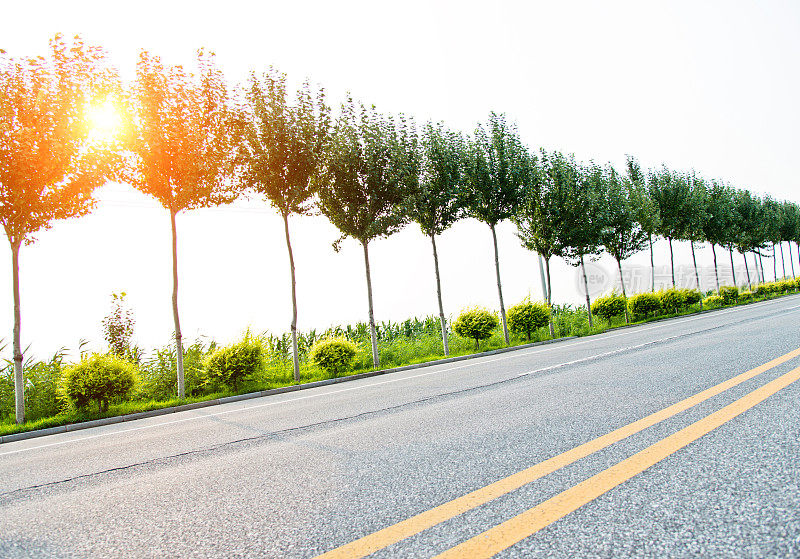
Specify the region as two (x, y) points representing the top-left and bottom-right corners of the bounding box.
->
(3, 36), (799, 423)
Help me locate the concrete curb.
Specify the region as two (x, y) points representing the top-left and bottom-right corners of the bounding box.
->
(3, 291), (797, 445)
(0, 334), (577, 445)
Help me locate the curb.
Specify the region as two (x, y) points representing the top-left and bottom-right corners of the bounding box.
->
(0, 334), (576, 445)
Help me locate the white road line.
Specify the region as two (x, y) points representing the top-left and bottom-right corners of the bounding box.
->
(1, 299), (797, 457)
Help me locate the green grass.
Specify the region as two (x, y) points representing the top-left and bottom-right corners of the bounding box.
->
(1, 286), (797, 438)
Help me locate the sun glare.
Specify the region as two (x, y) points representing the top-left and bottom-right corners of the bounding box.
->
(86, 100), (122, 142)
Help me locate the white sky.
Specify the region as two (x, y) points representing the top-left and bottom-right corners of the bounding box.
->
(2, 0), (799, 358)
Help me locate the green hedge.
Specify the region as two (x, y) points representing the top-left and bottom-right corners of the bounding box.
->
(507, 299), (550, 340)
(309, 337), (358, 377)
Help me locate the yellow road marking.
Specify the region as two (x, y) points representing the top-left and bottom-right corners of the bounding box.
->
(314, 347), (800, 559)
(435, 364), (800, 558)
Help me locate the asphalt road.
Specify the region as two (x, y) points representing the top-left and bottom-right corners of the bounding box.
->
(1, 295), (799, 558)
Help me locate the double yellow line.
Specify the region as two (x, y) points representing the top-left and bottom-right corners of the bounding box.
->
(315, 347), (800, 559)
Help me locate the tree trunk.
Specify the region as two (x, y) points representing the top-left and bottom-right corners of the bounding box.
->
(755, 251), (764, 284)
(170, 209), (185, 399)
(729, 247), (737, 287)
(668, 237), (676, 288)
(362, 240), (380, 368)
(580, 254), (593, 328)
(538, 254), (555, 337)
(430, 234), (449, 357)
(544, 256), (555, 337)
(10, 238), (24, 424)
(743, 252), (752, 291)
(690, 241), (703, 310)
(772, 243), (778, 281)
(616, 257), (630, 324)
(790, 242), (797, 279)
(649, 234), (655, 292)
(711, 243), (720, 292)
(780, 242), (787, 279)
(283, 212), (300, 382)
(490, 223), (510, 346)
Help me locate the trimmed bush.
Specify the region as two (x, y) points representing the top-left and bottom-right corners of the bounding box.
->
(777, 280), (794, 293)
(590, 293), (627, 322)
(681, 289), (702, 307)
(703, 295), (724, 308)
(60, 354), (138, 412)
(507, 299), (550, 340)
(204, 336), (264, 390)
(739, 290), (754, 302)
(309, 337), (358, 377)
(453, 307), (499, 349)
(627, 293), (662, 320)
(658, 288), (687, 314)
(719, 285), (739, 304)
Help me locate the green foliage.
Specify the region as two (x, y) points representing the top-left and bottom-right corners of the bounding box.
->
(462, 112), (531, 227)
(703, 295), (724, 308)
(404, 121), (465, 236)
(739, 290), (754, 302)
(453, 308), (499, 349)
(102, 292), (135, 357)
(236, 67), (329, 217)
(599, 166), (649, 263)
(658, 288), (687, 314)
(60, 354), (137, 412)
(627, 293), (662, 319)
(681, 288), (703, 306)
(138, 339), (214, 400)
(507, 299), (550, 340)
(316, 97), (418, 245)
(719, 285), (739, 304)
(204, 335), (265, 390)
(0, 347), (68, 421)
(591, 293), (627, 321)
(308, 337), (358, 377)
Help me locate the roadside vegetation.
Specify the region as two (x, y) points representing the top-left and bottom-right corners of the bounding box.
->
(3, 35), (800, 429)
(2, 279), (798, 437)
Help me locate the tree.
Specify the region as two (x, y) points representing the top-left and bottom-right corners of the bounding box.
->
(648, 167), (691, 288)
(513, 149), (570, 337)
(626, 156), (660, 292)
(0, 35), (119, 423)
(462, 113), (530, 345)
(127, 50), (236, 399)
(403, 122), (465, 356)
(599, 165), (649, 323)
(703, 181), (737, 291)
(560, 160), (604, 327)
(316, 98), (418, 368)
(236, 67), (329, 381)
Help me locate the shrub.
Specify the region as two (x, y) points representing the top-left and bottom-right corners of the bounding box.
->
(777, 280), (793, 293)
(681, 289), (702, 307)
(795, 277), (800, 290)
(60, 354), (138, 412)
(754, 283), (772, 297)
(703, 295), (724, 308)
(627, 293), (662, 320)
(719, 285), (739, 304)
(658, 288), (687, 314)
(507, 299), (550, 340)
(309, 337), (358, 377)
(590, 293), (627, 322)
(453, 307), (499, 349)
(204, 335), (264, 391)
(739, 290), (754, 302)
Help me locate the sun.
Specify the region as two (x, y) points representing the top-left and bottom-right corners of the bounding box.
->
(86, 100), (122, 142)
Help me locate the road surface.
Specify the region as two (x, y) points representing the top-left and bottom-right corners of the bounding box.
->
(1, 295), (799, 558)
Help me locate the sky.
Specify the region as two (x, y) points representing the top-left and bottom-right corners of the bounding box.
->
(1, 0), (799, 359)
